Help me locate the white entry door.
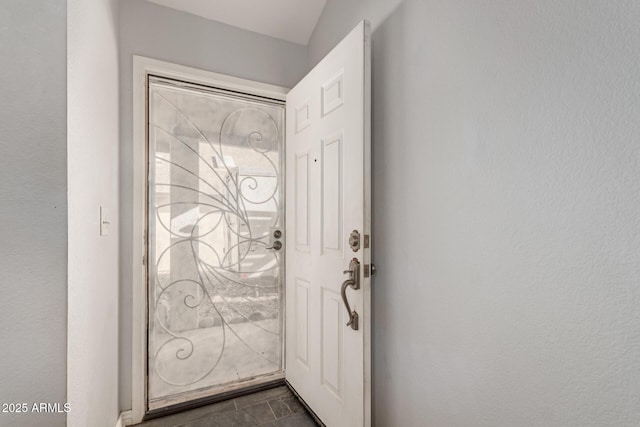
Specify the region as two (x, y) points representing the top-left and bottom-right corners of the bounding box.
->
(285, 21), (371, 427)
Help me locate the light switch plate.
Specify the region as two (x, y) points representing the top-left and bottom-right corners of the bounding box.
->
(100, 206), (110, 236)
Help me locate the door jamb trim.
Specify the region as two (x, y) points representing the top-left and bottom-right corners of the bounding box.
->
(131, 55), (289, 424)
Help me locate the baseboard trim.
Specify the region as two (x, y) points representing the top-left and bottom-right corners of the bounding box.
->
(116, 410), (133, 427)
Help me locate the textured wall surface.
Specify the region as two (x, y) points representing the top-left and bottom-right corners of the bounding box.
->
(310, 1), (640, 425)
(118, 0), (309, 409)
(308, 0), (402, 66)
(0, 2), (68, 426)
(67, 0), (120, 425)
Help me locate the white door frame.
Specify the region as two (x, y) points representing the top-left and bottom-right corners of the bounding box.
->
(130, 56), (289, 424)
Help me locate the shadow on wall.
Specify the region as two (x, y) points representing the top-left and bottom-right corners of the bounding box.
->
(369, 4), (410, 426)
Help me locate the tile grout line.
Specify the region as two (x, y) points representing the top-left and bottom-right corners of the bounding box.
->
(266, 400), (278, 421)
(135, 387), (310, 427)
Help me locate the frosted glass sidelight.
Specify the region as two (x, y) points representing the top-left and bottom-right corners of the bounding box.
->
(147, 78), (284, 410)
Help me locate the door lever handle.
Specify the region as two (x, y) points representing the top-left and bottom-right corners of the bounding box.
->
(341, 278), (358, 330)
(265, 241), (283, 251)
(341, 258), (360, 330)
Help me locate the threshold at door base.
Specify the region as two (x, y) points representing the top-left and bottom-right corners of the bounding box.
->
(144, 376), (285, 421)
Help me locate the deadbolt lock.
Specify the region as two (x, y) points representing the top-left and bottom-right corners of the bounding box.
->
(267, 227), (284, 251)
(349, 230), (361, 252)
(265, 227), (284, 251)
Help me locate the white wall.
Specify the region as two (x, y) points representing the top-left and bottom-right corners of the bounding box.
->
(308, 0), (402, 66)
(67, 0), (120, 425)
(310, 1), (640, 426)
(0, 2), (67, 426)
(118, 0), (309, 409)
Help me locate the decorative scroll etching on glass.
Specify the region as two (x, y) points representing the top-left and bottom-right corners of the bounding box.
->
(147, 79), (284, 408)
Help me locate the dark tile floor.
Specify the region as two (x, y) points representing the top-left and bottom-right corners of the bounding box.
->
(134, 386), (319, 427)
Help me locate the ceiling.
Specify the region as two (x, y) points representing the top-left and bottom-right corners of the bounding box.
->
(146, 0), (327, 45)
